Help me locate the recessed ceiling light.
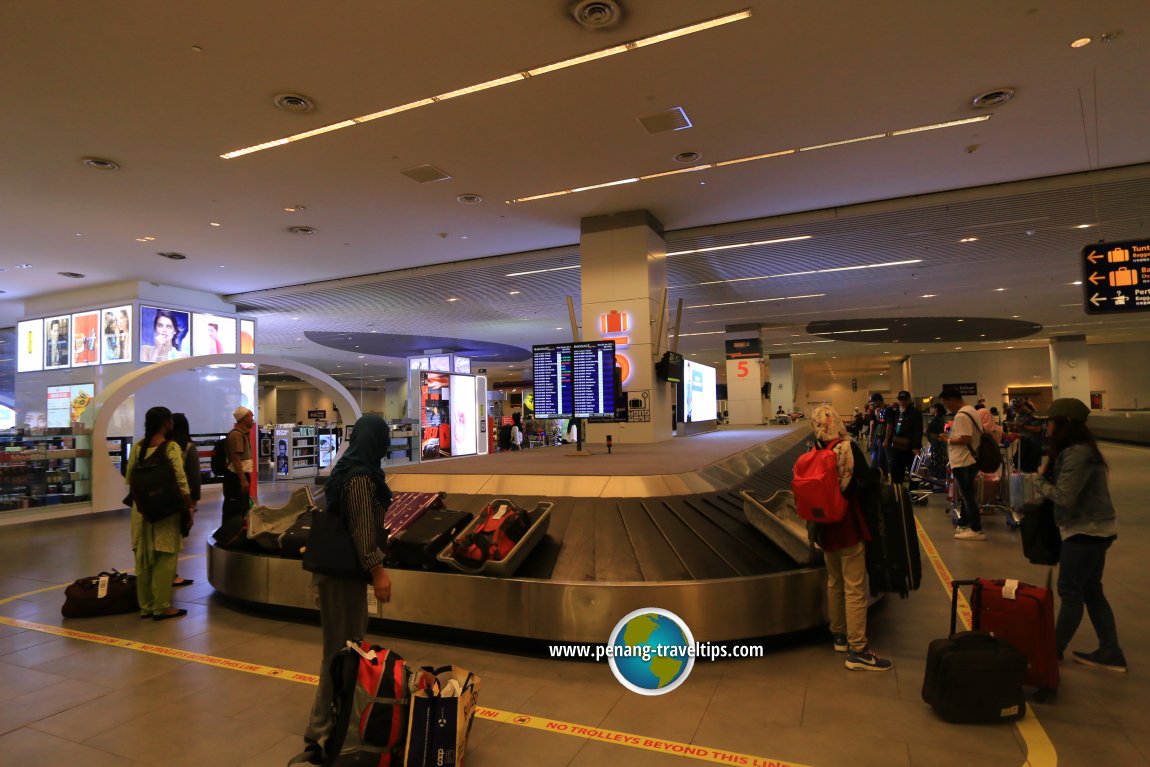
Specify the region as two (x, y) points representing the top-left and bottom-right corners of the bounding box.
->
(959, 237), (978, 243)
(1076, 224), (1093, 229)
(209, 222), (221, 227)
(509, 290), (520, 295)
(921, 294), (936, 298)
(358, 355), (365, 359)
(1071, 281), (1082, 285)
(955, 346), (963, 350)
(16, 263), (32, 269)
(284, 205), (306, 212)
(292, 317), (299, 320)
(218, 265), (226, 268)
(1071, 37), (1092, 48)
(957, 319), (965, 322)
(446, 297), (459, 302)
(995, 288), (1007, 291)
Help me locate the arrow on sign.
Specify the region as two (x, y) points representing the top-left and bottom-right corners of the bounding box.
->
(1090, 293), (1107, 307)
(1089, 272), (1106, 285)
(1086, 251), (1105, 264)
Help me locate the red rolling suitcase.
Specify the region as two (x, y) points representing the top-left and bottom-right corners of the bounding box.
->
(972, 577), (1059, 698)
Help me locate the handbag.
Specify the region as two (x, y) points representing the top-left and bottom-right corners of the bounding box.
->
(62, 570), (139, 618)
(302, 508), (371, 582)
(406, 665), (481, 767)
(1018, 498), (1060, 565)
(891, 436), (912, 451)
(128, 441), (185, 523)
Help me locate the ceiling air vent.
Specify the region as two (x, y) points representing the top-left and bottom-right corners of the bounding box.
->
(58, 271), (86, 279)
(457, 194), (483, 205)
(158, 252), (187, 260)
(674, 151), (703, 163)
(400, 164), (453, 184)
(637, 106), (692, 135)
(971, 88), (1015, 108)
(289, 226), (318, 235)
(82, 157), (120, 170)
(572, 0), (623, 30)
(273, 93), (316, 113)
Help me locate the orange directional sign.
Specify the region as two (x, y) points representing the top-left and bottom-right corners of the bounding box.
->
(1082, 239), (1150, 314)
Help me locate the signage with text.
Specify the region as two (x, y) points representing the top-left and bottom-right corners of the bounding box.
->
(942, 382), (979, 397)
(307, 409), (327, 420)
(724, 338), (762, 359)
(1082, 238), (1150, 314)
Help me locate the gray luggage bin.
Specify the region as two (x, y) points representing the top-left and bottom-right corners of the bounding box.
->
(740, 489), (822, 566)
(438, 499), (554, 576)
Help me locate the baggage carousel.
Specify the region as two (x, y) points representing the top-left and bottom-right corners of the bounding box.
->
(207, 426), (828, 644)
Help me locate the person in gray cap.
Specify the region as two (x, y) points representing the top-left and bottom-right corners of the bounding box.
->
(222, 406), (255, 518)
(1029, 398), (1126, 672)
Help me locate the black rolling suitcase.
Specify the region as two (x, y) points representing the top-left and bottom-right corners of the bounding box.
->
(864, 477), (922, 597)
(388, 509), (472, 570)
(922, 580), (1027, 723)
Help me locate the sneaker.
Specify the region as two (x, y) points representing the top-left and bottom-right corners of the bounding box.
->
(955, 528), (986, 541)
(953, 525), (969, 536)
(832, 633), (848, 653)
(845, 648), (893, 672)
(1071, 650), (1127, 673)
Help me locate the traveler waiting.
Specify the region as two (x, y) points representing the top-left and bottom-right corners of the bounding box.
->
(885, 391), (923, 484)
(1029, 398), (1126, 672)
(223, 407), (255, 519)
(300, 415), (394, 764)
(510, 412), (524, 450)
(925, 402), (949, 482)
(169, 412), (200, 588)
(807, 405), (892, 672)
(1014, 399), (1045, 472)
(868, 393), (895, 471)
(939, 387), (985, 541)
(127, 406), (193, 620)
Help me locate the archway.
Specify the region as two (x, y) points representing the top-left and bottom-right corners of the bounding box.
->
(89, 354), (362, 512)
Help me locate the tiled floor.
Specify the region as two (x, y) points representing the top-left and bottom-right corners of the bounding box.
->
(0, 442), (1147, 766)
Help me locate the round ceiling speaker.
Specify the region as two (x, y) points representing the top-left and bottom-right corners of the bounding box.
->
(273, 93), (316, 113)
(572, 0), (623, 29)
(971, 88), (1015, 108)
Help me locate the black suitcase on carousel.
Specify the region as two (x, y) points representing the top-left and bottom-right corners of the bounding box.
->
(922, 580), (1028, 724)
(388, 509), (473, 570)
(864, 476), (922, 597)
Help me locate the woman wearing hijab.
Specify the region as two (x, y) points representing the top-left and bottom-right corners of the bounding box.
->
(127, 406), (193, 620)
(808, 405), (891, 672)
(301, 415), (394, 763)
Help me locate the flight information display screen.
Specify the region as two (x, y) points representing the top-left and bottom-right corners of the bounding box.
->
(532, 341), (615, 419)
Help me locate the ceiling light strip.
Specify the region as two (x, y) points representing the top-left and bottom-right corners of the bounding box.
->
(667, 235), (811, 257)
(504, 264), (581, 278)
(687, 293), (826, 309)
(506, 116), (991, 203)
(695, 259), (922, 287)
(222, 10), (753, 159)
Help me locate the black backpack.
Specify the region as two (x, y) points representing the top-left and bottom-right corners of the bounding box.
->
(210, 430), (238, 476)
(960, 412), (1002, 473)
(497, 424), (513, 451)
(129, 441), (183, 523)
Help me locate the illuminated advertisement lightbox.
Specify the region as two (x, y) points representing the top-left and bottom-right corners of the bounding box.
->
(70, 311), (100, 367)
(44, 315), (71, 369)
(17, 319), (44, 372)
(102, 305), (133, 364)
(139, 306), (191, 362)
(449, 374), (478, 457)
(239, 319), (256, 369)
(683, 359), (717, 422)
(192, 313), (238, 357)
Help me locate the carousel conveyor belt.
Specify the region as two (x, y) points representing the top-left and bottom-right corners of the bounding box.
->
(208, 436), (827, 644)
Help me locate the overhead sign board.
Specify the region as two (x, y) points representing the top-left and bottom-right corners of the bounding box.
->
(724, 338), (762, 359)
(307, 409), (327, 419)
(1082, 239), (1150, 314)
(942, 382), (979, 397)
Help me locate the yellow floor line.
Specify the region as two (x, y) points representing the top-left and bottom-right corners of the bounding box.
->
(914, 518), (1058, 767)
(0, 609), (814, 767)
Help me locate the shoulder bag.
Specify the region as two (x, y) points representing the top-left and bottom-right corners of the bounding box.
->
(1018, 498), (1060, 565)
(302, 504), (371, 582)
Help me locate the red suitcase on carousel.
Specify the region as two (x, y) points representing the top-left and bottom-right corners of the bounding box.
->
(971, 577), (1059, 698)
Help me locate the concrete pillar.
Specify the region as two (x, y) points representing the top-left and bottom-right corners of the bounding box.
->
(1049, 335), (1091, 404)
(580, 210), (671, 444)
(725, 325), (764, 424)
(769, 355), (795, 416)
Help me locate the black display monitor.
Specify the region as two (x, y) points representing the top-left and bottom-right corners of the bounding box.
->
(532, 341), (616, 419)
(656, 350), (683, 383)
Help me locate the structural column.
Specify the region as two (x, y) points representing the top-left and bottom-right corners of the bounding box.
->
(725, 325), (765, 424)
(769, 354), (795, 416)
(580, 210), (671, 444)
(1049, 334), (1091, 404)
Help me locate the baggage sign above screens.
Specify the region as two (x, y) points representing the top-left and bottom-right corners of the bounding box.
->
(1082, 238), (1150, 314)
(532, 341), (616, 419)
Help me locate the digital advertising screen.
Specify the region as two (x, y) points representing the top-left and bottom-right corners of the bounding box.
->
(683, 359), (718, 422)
(102, 305), (133, 364)
(17, 319), (44, 372)
(46, 384), (94, 428)
(409, 357), (429, 371)
(429, 355), (451, 372)
(70, 311), (100, 367)
(449, 374), (478, 457)
(317, 434), (336, 469)
(240, 373), (257, 415)
(531, 341), (616, 419)
(420, 372), (450, 460)
(453, 356), (471, 374)
(192, 313), (238, 358)
(44, 315), (71, 369)
(239, 319), (256, 369)
(139, 306), (191, 362)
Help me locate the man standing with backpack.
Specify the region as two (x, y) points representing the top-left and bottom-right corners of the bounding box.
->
(939, 388), (986, 541)
(801, 406), (892, 672)
(222, 406), (255, 519)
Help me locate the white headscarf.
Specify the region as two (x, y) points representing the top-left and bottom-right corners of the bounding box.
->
(811, 405), (854, 490)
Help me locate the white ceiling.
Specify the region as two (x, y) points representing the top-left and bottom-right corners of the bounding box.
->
(2, 1), (1149, 387)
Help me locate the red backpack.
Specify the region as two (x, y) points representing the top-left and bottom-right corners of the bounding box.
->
(793, 438), (848, 524)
